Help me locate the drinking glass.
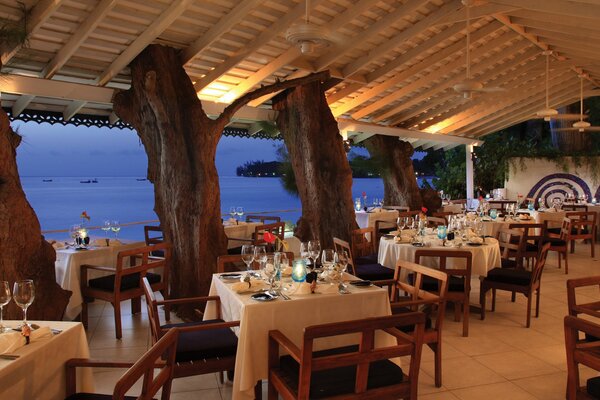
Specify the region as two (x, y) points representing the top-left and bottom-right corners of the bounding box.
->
(274, 252), (288, 292)
(397, 217), (406, 232)
(229, 207), (237, 221)
(437, 225), (447, 240)
(0, 282), (10, 333)
(254, 245), (267, 270)
(111, 220), (121, 238)
(69, 224), (81, 245)
(241, 245), (255, 272)
(13, 280), (35, 328)
(308, 240), (321, 271)
(321, 249), (336, 279)
(489, 209), (497, 220)
(262, 255), (277, 295)
(299, 242), (310, 262)
(335, 250), (349, 289)
(101, 220), (112, 238)
(236, 207), (244, 220)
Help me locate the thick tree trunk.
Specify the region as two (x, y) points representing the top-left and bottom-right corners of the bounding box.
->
(0, 108), (70, 320)
(364, 136), (423, 210)
(273, 80), (358, 247)
(114, 45), (327, 312)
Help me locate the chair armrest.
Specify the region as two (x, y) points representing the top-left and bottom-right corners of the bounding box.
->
(157, 295), (221, 306)
(65, 358), (137, 396)
(162, 320), (240, 334)
(227, 237), (253, 242)
(371, 278), (396, 287)
(391, 299), (436, 310)
(81, 264), (116, 273)
(268, 330), (301, 363)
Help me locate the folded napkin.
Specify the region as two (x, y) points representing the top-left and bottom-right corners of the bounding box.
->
(296, 282), (313, 295)
(51, 241), (67, 250)
(394, 235), (411, 243)
(108, 239), (123, 246)
(231, 279), (266, 294)
(0, 326), (52, 354)
(468, 236), (484, 244)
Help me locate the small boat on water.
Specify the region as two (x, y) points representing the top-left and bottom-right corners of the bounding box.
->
(42, 179), (53, 182)
(91, 178), (98, 183)
(80, 180), (91, 183)
(136, 178), (147, 181)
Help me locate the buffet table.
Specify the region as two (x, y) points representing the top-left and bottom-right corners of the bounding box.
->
(205, 274), (394, 400)
(0, 321), (93, 399)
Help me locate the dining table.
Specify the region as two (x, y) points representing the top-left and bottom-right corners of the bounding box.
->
(378, 232), (501, 278)
(355, 209), (399, 229)
(0, 320), (93, 399)
(205, 273), (395, 400)
(223, 220), (262, 248)
(480, 216), (538, 237)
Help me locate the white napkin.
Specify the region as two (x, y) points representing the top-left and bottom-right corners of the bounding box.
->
(108, 239), (123, 247)
(0, 326), (52, 354)
(51, 241), (66, 250)
(468, 236), (484, 244)
(296, 282), (313, 295)
(231, 279), (266, 294)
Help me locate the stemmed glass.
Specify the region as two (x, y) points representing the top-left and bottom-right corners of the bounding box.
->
(102, 220), (112, 239)
(308, 240), (321, 271)
(241, 245), (255, 273)
(111, 220), (121, 238)
(397, 217), (406, 232)
(300, 242), (310, 263)
(0, 282), (11, 333)
(69, 224), (81, 245)
(13, 280), (35, 328)
(335, 250), (350, 290)
(254, 245), (267, 277)
(262, 255), (278, 295)
(229, 207), (237, 222)
(236, 207), (244, 221)
(321, 249), (336, 280)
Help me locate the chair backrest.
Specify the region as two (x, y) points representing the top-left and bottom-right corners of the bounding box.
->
(563, 204), (588, 212)
(113, 328), (178, 400)
(116, 243), (170, 293)
(383, 206), (410, 212)
(333, 237), (355, 275)
(566, 276), (600, 319)
(217, 252), (295, 273)
(564, 315), (600, 400)
(566, 211), (597, 236)
(495, 228), (523, 261)
(390, 260), (448, 334)
(350, 227), (376, 260)
(252, 222), (286, 249)
(488, 200), (517, 211)
(290, 313), (426, 399)
(559, 217), (573, 240)
(245, 215), (281, 223)
(530, 242), (551, 288)
(398, 210), (420, 218)
(508, 222), (547, 254)
(144, 225), (164, 246)
(142, 277), (164, 344)
(426, 216), (447, 228)
(413, 249), (472, 294)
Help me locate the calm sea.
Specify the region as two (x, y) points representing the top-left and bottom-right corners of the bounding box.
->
(21, 176), (431, 240)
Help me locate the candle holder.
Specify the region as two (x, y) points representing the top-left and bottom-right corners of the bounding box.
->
(75, 228), (90, 249)
(291, 259), (307, 283)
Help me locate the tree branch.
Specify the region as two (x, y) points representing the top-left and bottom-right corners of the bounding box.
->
(217, 71), (330, 126)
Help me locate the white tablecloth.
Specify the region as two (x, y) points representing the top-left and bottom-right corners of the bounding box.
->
(205, 274), (394, 400)
(55, 241), (145, 320)
(355, 209), (399, 229)
(378, 236), (501, 277)
(0, 321), (93, 399)
(481, 217), (537, 237)
(442, 203), (463, 214)
(224, 222), (261, 248)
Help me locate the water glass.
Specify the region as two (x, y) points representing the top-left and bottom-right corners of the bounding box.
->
(102, 220), (112, 238)
(0, 282), (10, 333)
(299, 242), (310, 262)
(229, 207), (237, 220)
(335, 250), (349, 288)
(13, 280), (35, 328)
(111, 220), (121, 238)
(321, 249), (336, 275)
(397, 217), (406, 231)
(241, 244), (255, 272)
(254, 245), (267, 268)
(236, 207), (244, 220)
(489, 209), (498, 220)
(308, 240), (321, 270)
(262, 255), (277, 295)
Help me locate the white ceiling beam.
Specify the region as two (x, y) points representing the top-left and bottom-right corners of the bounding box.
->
(1, 0), (64, 65)
(181, 0), (265, 65)
(11, 94), (34, 117)
(348, 132), (375, 144)
(201, 100), (276, 122)
(193, 0), (329, 92)
(420, 141), (438, 150)
(1, 74), (114, 103)
(63, 100), (87, 121)
(42, 0), (117, 79)
(108, 112), (120, 125)
(326, 83), (364, 105)
(314, 0), (429, 70)
(97, 0), (193, 86)
(411, 139), (434, 149)
(342, 0), (460, 77)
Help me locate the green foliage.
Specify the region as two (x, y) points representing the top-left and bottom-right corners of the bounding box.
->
(0, 4), (28, 57)
(433, 146), (466, 199)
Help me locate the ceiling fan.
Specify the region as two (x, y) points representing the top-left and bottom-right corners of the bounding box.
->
(286, 0), (332, 55)
(453, 0), (505, 99)
(554, 74), (600, 133)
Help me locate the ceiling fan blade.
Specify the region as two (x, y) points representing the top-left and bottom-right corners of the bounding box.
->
(583, 127), (600, 132)
(550, 113), (589, 121)
(478, 86), (506, 93)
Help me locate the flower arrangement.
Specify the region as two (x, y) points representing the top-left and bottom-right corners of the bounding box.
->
(80, 211), (90, 223)
(263, 231), (288, 251)
(419, 206), (428, 220)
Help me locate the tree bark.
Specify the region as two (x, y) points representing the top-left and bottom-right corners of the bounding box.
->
(113, 45), (327, 313)
(0, 108), (70, 320)
(273, 80), (358, 247)
(363, 136), (423, 210)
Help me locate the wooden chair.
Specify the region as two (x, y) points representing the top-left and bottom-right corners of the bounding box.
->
(414, 249), (472, 337)
(567, 276), (600, 320)
(333, 237), (393, 281)
(563, 204), (588, 212)
(144, 225), (165, 257)
(65, 328), (178, 400)
(228, 221), (286, 253)
(350, 227), (378, 266)
(374, 219), (396, 248)
(496, 228), (524, 269)
(566, 211), (597, 257)
(383, 206), (410, 212)
(376, 260), (448, 388)
(246, 215), (281, 223)
(508, 222), (546, 268)
(564, 316), (600, 399)
(81, 242), (170, 339)
(268, 312), (426, 399)
(480, 243), (551, 328)
(545, 217), (571, 274)
(142, 278), (243, 383)
(488, 200), (517, 213)
(433, 212), (455, 223)
(217, 252), (295, 273)
(426, 216), (447, 228)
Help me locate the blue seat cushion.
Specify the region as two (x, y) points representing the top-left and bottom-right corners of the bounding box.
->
(88, 272), (161, 292)
(355, 263), (394, 281)
(276, 345), (403, 398)
(548, 227), (589, 236)
(392, 306), (433, 331)
(162, 320), (238, 363)
(588, 376), (600, 398)
(355, 253), (378, 265)
(420, 275), (465, 292)
(227, 246), (242, 255)
(485, 268), (531, 286)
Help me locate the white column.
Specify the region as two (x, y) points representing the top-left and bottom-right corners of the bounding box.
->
(466, 144), (474, 200)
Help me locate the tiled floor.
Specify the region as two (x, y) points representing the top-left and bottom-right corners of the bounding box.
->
(86, 243), (600, 399)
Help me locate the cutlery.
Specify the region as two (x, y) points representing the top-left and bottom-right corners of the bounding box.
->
(338, 284), (350, 294)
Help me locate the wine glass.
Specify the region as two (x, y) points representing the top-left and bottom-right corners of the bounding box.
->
(335, 250), (350, 289)
(111, 220), (121, 238)
(397, 217), (406, 232)
(241, 245), (255, 273)
(229, 207), (237, 221)
(69, 224), (81, 245)
(102, 220), (112, 238)
(321, 249), (336, 279)
(254, 245), (267, 273)
(300, 242), (310, 263)
(236, 207), (244, 221)
(308, 240), (321, 271)
(13, 280), (35, 328)
(262, 255), (277, 295)
(0, 282), (10, 333)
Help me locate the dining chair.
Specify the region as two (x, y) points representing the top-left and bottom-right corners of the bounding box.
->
(480, 243), (551, 328)
(564, 316), (600, 400)
(217, 252), (295, 273)
(144, 225), (165, 257)
(267, 312), (426, 399)
(562, 204), (588, 212)
(508, 221), (546, 268)
(545, 217), (571, 274)
(333, 237), (393, 281)
(350, 227), (378, 265)
(414, 249), (472, 337)
(374, 218), (396, 248)
(426, 216), (447, 228)
(80, 242), (170, 339)
(496, 228), (524, 269)
(65, 328), (178, 400)
(142, 278), (241, 380)
(374, 260), (448, 388)
(566, 211), (596, 257)
(383, 205), (410, 212)
(432, 211), (455, 223)
(567, 276), (600, 326)
(228, 221), (286, 254)
(245, 215), (281, 223)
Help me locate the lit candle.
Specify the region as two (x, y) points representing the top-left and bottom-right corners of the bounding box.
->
(291, 259), (307, 283)
(593, 198), (597, 204)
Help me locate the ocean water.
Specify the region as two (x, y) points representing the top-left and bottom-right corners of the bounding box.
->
(21, 176), (394, 240)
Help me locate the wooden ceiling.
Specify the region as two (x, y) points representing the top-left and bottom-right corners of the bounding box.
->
(1, 0), (599, 144)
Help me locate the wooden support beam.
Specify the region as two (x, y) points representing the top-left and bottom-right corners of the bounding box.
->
(493, 0), (600, 21)
(97, 0), (193, 86)
(11, 94), (35, 117)
(2, 74), (114, 103)
(327, 83), (364, 105)
(63, 100), (87, 121)
(42, 0), (117, 79)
